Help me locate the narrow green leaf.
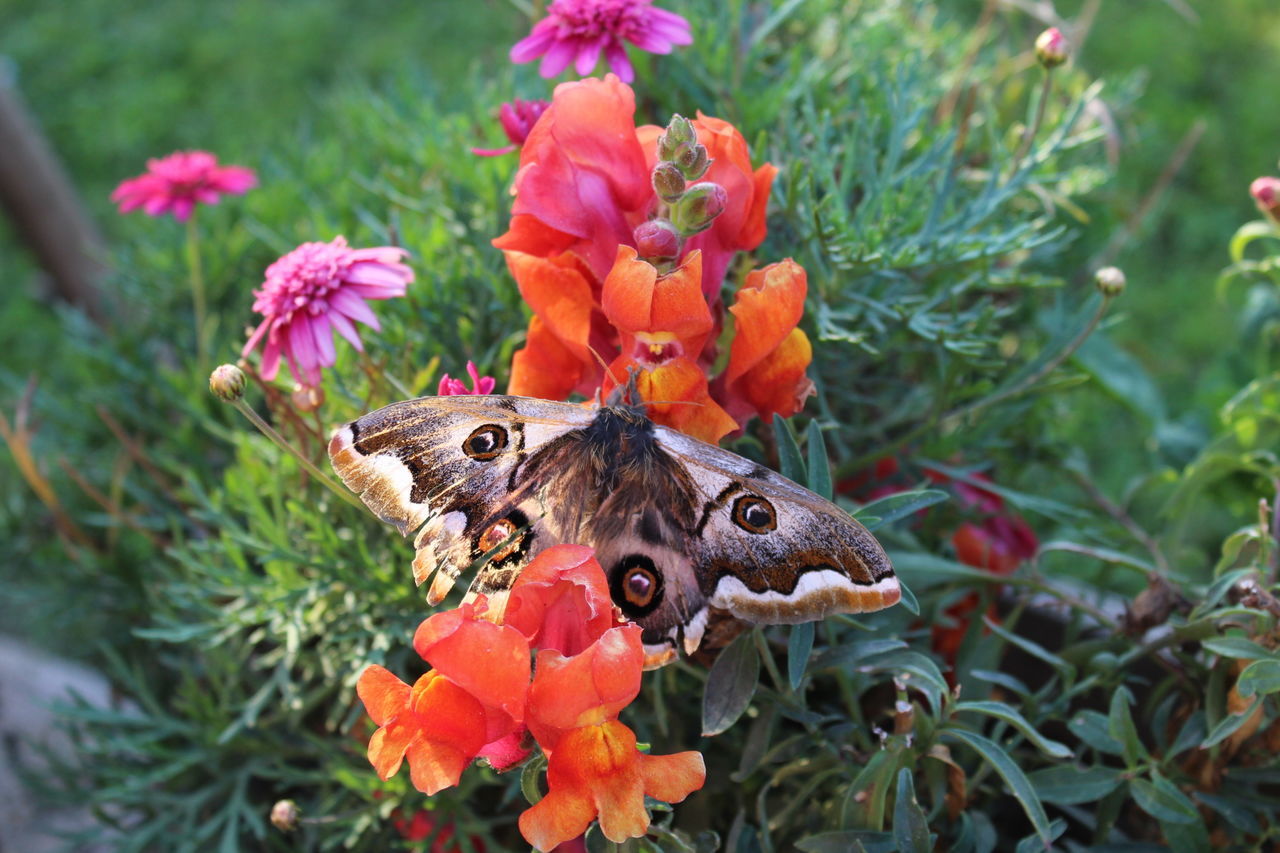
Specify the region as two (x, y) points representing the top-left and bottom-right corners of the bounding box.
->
(892, 769), (931, 853)
(787, 622), (815, 689)
(983, 615), (1076, 681)
(1026, 765), (1123, 805)
(1167, 710), (1206, 757)
(520, 752), (547, 805)
(805, 421), (833, 499)
(702, 631), (760, 736)
(896, 576), (920, 615)
(796, 832), (882, 853)
(808, 638), (908, 674)
(955, 700), (1072, 758)
(1201, 635), (1278, 660)
(1237, 659), (1280, 696)
(1107, 687), (1148, 767)
(854, 489), (950, 529)
(943, 728), (1051, 844)
(1195, 791), (1262, 835)
(1229, 219), (1279, 264)
(1129, 773), (1198, 825)
(1201, 696), (1263, 748)
(1014, 819), (1066, 853)
(775, 418), (806, 483)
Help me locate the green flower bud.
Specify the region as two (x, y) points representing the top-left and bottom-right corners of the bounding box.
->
(209, 364), (246, 402)
(1035, 27), (1068, 69)
(657, 114), (697, 160)
(670, 181), (728, 236)
(270, 800), (300, 832)
(652, 162), (686, 203)
(1094, 266), (1126, 297)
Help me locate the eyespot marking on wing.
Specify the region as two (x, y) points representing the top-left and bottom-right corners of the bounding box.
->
(731, 495), (777, 534)
(609, 553), (665, 619)
(463, 424), (509, 461)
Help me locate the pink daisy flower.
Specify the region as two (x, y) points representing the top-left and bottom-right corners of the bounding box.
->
(510, 0), (692, 83)
(242, 237), (413, 387)
(472, 98), (551, 157)
(438, 361), (496, 396)
(111, 150), (256, 222)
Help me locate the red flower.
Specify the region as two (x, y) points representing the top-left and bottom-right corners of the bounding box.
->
(951, 516), (1038, 576)
(393, 809), (488, 852)
(503, 544), (624, 657)
(438, 361), (496, 396)
(472, 98), (551, 157)
(519, 626), (705, 850)
(112, 150), (256, 222)
(356, 601), (529, 794)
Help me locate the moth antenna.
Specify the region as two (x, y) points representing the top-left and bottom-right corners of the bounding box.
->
(586, 344), (623, 388)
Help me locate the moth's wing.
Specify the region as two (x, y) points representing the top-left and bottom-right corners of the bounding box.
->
(652, 425), (899, 627)
(328, 395), (594, 603)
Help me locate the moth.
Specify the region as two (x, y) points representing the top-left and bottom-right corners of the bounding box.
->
(329, 391), (899, 666)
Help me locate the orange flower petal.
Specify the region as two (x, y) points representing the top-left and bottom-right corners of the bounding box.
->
(405, 737), (471, 796)
(528, 626), (643, 745)
(505, 250), (598, 362)
(605, 356), (738, 443)
(510, 315), (588, 399)
(723, 327), (814, 423)
(504, 544), (620, 655)
(413, 605), (531, 722)
(601, 247), (711, 347)
(519, 780), (597, 852)
(492, 213), (578, 257)
(638, 750), (707, 805)
(367, 718), (415, 780)
(723, 259), (808, 387)
(357, 664), (411, 727)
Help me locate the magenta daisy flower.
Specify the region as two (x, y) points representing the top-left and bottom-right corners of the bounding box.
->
(111, 150), (256, 222)
(510, 0), (692, 83)
(242, 237), (413, 387)
(438, 361), (496, 396)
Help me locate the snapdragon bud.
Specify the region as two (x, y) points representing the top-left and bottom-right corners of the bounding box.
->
(652, 162), (686, 203)
(634, 220), (681, 262)
(1035, 27), (1068, 69)
(1251, 176), (1280, 222)
(1094, 266), (1126, 298)
(670, 182), (728, 236)
(657, 114), (697, 160)
(209, 364), (246, 402)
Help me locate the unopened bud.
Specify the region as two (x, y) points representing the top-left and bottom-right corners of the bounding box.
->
(1035, 27), (1068, 69)
(270, 799), (300, 832)
(670, 181), (728, 236)
(657, 114), (697, 160)
(1251, 176), (1280, 222)
(209, 364), (246, 402)
(652, 162), (686, 203)
(676, 144), (711, 181)
(1094, 266), (1126, 297)
(634, 220), (681, 261)
(291, 384), (325, 412)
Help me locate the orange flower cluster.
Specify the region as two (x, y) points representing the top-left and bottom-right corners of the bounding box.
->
(356, 546), (704, 851)
(495, 74), (813, 443)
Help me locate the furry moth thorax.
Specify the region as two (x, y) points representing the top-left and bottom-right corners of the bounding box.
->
(329, 393), (899, 666)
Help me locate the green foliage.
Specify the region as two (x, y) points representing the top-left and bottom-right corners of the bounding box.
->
(3, 0), (1280, 851)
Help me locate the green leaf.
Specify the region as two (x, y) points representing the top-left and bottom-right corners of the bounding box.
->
(1014, 819), (1066, 853)
(1229, 219), (1280, 263)
(1195, 791), (1262, 836)
(1129, 772), (1198, 825)
(1026, 765), (1123, 805)
(787, 622), (815, 690)
(1074, 332), (1166, 424)
(1201, 697), (1262, 748)
(808, 638), (908, 674)
(896, 576), (920, 615)
(1107, 687), (1148, 767)
(983, 615), (1076, 681)
(892, 768), (931, 853)
(1237, 659), (1280, 696)
(1201, 635), (1278, 660)
(806, 421), (833, 500)
(1167, 710), (1206, 757)
(797, 832), (886, 853)
(853, 489), (950, 529)
(702, 631), (761, 736)
(955, 700), (1072, 758)
(943, 728), (1051, 844)
(775, 418), (806, 483)
(520, 752), (547, 805)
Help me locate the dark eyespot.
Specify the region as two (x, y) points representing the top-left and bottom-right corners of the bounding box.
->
(473, 509), (530, 565)
(609, 554), (664, 618)
(732, 495), (777, 534)
(463, 424), (508, 461)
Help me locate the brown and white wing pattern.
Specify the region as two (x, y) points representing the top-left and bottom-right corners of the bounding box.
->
(328, 395), (594, 605)
(651, 425), (900, 626)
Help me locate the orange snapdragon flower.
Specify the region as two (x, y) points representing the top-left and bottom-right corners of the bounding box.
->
(357, 601), (529, 794)
(495, 74), (807, 442)
(519, 626), (705, 850)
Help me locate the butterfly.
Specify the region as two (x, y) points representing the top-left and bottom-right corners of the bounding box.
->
(328, 390), (899, 666)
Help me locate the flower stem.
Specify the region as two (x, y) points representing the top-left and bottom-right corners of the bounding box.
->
(185, 216), (209, 370)
(1011, 68), (1055, 170)
(230, 398), (367, 512)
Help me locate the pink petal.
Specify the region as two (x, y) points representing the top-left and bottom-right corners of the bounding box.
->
(287, 319), (318, 373)
(327, 310), (364, 351)
(539, 38), (579, 78)
(260, 336), (282, 380)
(510, 23), (557, 63)
(471, 144), (519, 157)
(604, 41), (634, 83)
(242, 319), (271, 358)
(172, 198), (195, 222)
(344, 263), (411, 290)
(310, 312), (336, 367)
(574, 38), (605, 75)
(329, 287), (380, 330)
